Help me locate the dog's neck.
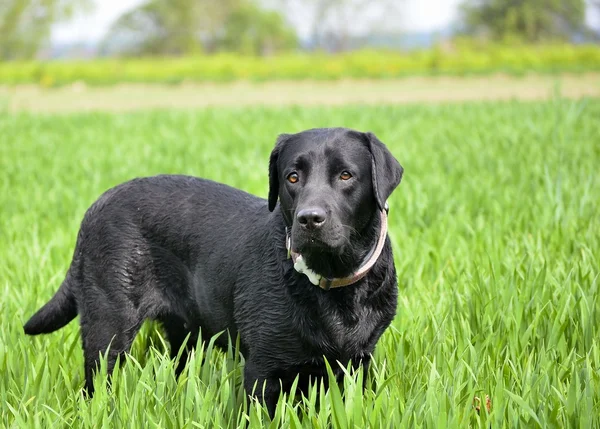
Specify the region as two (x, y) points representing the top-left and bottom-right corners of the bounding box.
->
(285, 207), (388, 290)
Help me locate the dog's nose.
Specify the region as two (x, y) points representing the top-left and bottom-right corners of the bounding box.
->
(297, 207), (327, 229)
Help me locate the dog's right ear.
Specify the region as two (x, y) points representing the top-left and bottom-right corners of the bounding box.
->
(268, 133), (292, 212)
(363, 132), (404, 212)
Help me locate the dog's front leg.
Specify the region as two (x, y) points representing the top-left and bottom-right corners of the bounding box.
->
(243, 359), (280, 419)
(351, 354), (372, 392)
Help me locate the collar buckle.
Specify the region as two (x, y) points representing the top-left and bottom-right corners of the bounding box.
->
(321, 278), (333, 291)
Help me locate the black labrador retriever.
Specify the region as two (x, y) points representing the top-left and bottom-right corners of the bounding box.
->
(24, 127), (403, 415)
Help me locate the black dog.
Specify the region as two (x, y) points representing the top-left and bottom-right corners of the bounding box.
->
(24, 127), (403, 414)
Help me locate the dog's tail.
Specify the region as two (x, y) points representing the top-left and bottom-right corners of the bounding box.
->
(23, 262), (79, 336)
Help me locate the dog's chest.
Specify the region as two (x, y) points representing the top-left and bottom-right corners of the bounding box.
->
(307, 294), (379, 359)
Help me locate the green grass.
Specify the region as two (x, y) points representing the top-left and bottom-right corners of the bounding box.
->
(1, 99), (599, 428)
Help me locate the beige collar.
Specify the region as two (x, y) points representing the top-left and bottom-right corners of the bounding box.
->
(286, 208), (388, 290)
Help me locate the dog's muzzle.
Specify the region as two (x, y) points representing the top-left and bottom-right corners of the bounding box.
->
(286, 205), (389, 290)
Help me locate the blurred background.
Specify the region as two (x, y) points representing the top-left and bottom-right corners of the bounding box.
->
(1, 0), (599, 110)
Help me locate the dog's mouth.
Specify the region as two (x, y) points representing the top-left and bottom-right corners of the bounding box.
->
(288, 232), (354, 281)
(290, 228), (347, 256)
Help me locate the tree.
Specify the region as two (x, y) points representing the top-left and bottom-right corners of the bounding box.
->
(459, 0), (587, 42)
(273, 0), (403, 52)
(101, 0), (238, 56)
(221, 3), (298, 55)
(0, 0), (92, 60)
(101, 0), (297, 56)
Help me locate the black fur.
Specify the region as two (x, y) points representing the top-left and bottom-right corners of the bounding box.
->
(24, 127), (404, 415)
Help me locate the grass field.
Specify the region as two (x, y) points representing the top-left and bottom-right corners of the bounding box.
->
(1, 99), (599, 427)
(2, 74), (600, 113)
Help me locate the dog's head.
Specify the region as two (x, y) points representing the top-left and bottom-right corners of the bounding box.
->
(268, 128), (403, 277)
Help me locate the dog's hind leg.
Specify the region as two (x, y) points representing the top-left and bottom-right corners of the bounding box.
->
(160, 315), (198, 377)
(79, 304), (143, 396)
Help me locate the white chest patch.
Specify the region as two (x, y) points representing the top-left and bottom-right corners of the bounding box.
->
(293, 255), (321, 286)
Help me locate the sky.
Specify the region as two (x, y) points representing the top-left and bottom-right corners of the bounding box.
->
(52, 0), (600, 44)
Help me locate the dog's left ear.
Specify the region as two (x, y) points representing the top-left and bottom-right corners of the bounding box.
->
(364, 132), (404, 211)
(268, 133), (292, 211)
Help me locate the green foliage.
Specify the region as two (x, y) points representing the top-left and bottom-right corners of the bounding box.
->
(101, 0), (297, 57)
(100, 0), (215, 56)
(1, 99), (600, 427)
(221, 3), (298, 55)
(0, 44), (599, 86)
(0, 0), (93, 60)
(460, 0), (587, 42)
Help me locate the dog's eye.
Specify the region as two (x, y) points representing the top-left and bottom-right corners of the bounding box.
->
(340, 171), (352, 180)
(287, 172), (299, 184)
